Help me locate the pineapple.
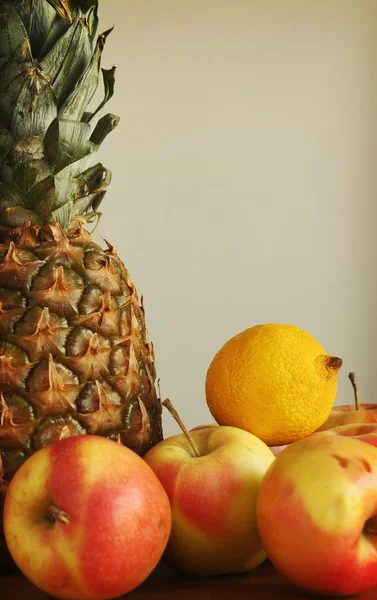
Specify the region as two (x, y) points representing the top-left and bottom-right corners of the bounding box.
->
(0, 0), (163, 570)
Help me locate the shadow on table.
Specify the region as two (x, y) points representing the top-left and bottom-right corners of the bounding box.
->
(2, 561), (377, 600)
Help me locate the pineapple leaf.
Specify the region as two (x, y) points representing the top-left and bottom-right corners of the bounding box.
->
(0, 0), (117, 228)
(25, 174), (55, 222)
(0, 181), (25, 210)
(76, 163), (111, 195)
(54, 151), (92, 182)
(52, 198), (73, 228)
(11, 0), (58, 59)
(87, 3), (98, 41)
(0, 60), (24, 93)
(83, 65), (116, 125)
(59, 27), (113, 122)
(45, 0), (98, 22)
(0, 40), (34, 93)
(91, 189), (105, 211)
(44, 118), (93, 172)
(51, 160), (111, 218)
(0, 73), (25, 128)
(54, 170), (87, 208)
(13, 38), (34, 64)
(45, 0), (72, 23)
(37, 11), (72, 60)
(0, 3), (28, 60)
(90, 113), (120, 146)
(0, 126), (13, 168)
(1, 136), (52, 196)
(71, 189), (105, 216)
(40, 16), (92, 107)
(0, 180), (44, 225)
(0, 68), (58, 139)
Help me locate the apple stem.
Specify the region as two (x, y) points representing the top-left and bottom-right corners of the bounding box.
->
(162, 399), (201, 458)
(45, 505), (70, 525)
(348, 372), (360, 411)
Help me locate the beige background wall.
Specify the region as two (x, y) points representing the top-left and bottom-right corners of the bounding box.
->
(96, 1), (377, 437)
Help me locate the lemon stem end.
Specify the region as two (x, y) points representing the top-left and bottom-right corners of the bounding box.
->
(324, 356), (343, 373)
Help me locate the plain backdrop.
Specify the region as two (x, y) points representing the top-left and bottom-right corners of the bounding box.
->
(94, 0), (377, 438)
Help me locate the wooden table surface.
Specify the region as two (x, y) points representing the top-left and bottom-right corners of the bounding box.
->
(2, 562), (377, 600)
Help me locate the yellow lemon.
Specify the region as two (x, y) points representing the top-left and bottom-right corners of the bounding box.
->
(205, 324), (342, 446)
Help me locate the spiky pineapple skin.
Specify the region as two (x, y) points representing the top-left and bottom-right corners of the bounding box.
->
(0, 222), (163, 571)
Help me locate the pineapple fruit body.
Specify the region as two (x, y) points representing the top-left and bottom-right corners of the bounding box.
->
(0, 0), (163, 571)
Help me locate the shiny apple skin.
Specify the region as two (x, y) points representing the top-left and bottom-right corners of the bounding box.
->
(4, 435), (172, 600)
(144, 425), (275, 576)
(257, 432), (377, 596)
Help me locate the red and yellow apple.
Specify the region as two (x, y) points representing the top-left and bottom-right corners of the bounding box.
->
(322, 421), (377, 448)
(144, 424), (275, 576)
(269, 403), (377, 457)
(4, 435), (172, 600)
(317, 403), (377, 431)
(257, 431), (377, 596)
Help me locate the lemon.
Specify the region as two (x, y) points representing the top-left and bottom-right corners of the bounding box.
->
(205, 324), (342, 446)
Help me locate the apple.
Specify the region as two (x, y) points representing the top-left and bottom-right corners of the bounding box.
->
(190, 424), (288, 458)
(321, 421), (377, 449)
(3, 435), (172, 600)
(256, 431), (377, 596)
(267, 406), (377, 458)
(316, 403), (377, 431)
(144, 401), (275, 577)
(317, 372), (377, 432)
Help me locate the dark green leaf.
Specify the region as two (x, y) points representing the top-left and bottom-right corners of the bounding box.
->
(59, 27), (113, 121)
(37, 12), (72, 60)
(83, 65), (116, 125)
(45, 0), (72, 22)
(0, 126), (13, 168)
(52, 163), (111, 220)
(72, 189), (105, 216)
(1, 136), (52, 195)
(87, 3), (98, 41)
(0, 3), (28, 60)
(90, 113), (119, 145)
(14, 37), (33, 62)
(0, 180), (25, 210)
(25, 175), (55, 222)
(0, 60), (23, 94)
(0, 39), (34, 93)
(11, 0), (57, 58)
(0, 73), (24, 128)
(44, 118), (93, 172)
(91, 189), (105, 211)
(0, 67), (58, 139)
(76, 163), (111, 194)
(53, 171), (85, 208)
(40, 17), (93, 106)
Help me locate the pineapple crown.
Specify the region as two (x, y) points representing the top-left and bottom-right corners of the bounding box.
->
(0, 0), (119, 230)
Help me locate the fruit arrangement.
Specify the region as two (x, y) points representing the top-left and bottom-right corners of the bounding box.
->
(4, 319), (377, 599)
(0, 2), (376, 600)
